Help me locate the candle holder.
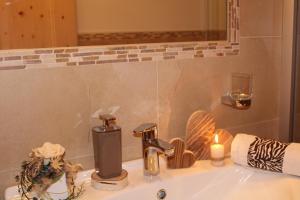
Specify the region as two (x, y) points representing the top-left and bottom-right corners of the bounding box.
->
(210, 133), (225, 167)
(210, 157), (225, 167)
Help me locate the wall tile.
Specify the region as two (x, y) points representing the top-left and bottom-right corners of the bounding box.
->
(73, 61), (158, 162)
(0, 68), (90, 172)
(226, 119), (279, 139)
(157, 37), (281, 141)
(240, 0), (283, 37)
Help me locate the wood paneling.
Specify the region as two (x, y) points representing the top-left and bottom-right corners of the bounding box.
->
(51, 0), (78, 47)
(0, 0), (77, 50)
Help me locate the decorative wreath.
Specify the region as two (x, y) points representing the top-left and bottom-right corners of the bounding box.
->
(15, 143), (84, 200)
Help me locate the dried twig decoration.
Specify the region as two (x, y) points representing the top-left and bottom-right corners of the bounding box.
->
(15, 143), (84, 200)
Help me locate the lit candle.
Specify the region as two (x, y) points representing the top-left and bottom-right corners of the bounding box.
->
(210, 133), (225, 166)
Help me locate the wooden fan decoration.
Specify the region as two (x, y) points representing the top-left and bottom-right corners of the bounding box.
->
(185, 110), (233, 160)
(185, 111), (216, 160)
(167, 138), (196, 169)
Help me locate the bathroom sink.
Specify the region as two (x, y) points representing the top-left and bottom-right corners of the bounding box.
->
(5, 159), (300, 200)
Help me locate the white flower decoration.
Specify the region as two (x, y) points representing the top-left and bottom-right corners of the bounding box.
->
(33, 142), (65, 158)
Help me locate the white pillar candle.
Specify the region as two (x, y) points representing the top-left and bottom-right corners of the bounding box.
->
(210, 143), (225, 159)
(210, 133), (225, 166)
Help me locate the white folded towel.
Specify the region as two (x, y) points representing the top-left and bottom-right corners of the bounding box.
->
(231, 134), (300, 176)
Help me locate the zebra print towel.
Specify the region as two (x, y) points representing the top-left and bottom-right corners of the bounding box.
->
(231, 134), (300, 176)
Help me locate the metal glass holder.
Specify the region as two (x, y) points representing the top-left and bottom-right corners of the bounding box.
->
(221, 73), (253, 110)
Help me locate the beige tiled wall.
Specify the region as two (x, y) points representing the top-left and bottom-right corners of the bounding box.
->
(0, 0), (283, 197)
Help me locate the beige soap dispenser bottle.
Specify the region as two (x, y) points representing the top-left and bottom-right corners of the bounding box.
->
(92, 114), (122, 179)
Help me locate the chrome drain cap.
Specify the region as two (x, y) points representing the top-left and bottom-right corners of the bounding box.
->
(157, 189), (167, 200)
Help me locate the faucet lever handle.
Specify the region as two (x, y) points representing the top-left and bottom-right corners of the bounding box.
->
(133, 123), (157, 138)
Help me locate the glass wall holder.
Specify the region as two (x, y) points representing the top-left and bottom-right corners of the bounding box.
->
(221, 73), (253, 110)
(221, 93), (252, 110)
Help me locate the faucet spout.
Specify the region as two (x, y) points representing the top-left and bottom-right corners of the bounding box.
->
(147, 139), (174, 157)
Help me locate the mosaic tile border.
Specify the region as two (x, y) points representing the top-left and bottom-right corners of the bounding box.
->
(0, 0), (239, 70)
(78, 31), (227, 46)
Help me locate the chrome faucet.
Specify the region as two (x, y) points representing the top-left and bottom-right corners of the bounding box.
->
(133, 123), (175, 176)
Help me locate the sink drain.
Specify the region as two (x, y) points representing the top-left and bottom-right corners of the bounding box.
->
(157, 189), (167, 200)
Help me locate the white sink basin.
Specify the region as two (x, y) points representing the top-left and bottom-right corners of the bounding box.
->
(5, 159), (300, 200)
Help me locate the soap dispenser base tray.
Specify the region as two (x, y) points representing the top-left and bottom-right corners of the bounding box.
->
(91, 169), (128, 191)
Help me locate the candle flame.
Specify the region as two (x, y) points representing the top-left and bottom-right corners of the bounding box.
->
(214, 134), (219, 144)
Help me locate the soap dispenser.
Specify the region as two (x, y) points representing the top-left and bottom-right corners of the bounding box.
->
(92, 114), (122, 179)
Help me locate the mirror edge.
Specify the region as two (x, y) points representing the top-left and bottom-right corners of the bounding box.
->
(0, 0), (239, 70)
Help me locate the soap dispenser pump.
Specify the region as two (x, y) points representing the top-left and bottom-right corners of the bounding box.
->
(92, 114), (122, 179)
